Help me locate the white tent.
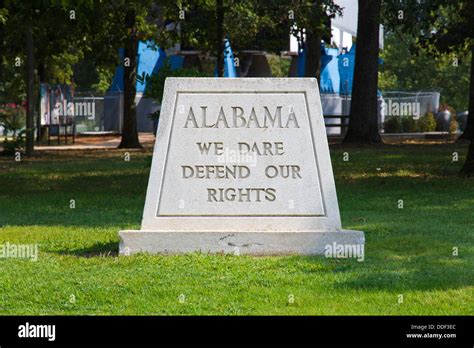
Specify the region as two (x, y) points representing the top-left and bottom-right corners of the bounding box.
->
(290, 0), (383, 53)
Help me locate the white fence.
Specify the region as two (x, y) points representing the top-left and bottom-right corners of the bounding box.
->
(320, 91), (441, 136)
(380, 91), (440, 119)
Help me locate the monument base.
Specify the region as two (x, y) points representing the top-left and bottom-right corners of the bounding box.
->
(118, 230), (365, 256)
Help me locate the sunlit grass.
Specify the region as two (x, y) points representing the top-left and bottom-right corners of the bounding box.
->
(0, 143), (473, 315)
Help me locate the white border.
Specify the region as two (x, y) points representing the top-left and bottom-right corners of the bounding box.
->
(141, 78), (342, 232)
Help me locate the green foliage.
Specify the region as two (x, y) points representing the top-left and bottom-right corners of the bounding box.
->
(438, 103), (456, 116)
(416, 1), (474, 55)
(381, 0), (436, 35)
(159, 0), (287, 54)
(436, 104), (457, 132)
(383, 117), (403, 133)
(0, 8), (8, 24)
(401, 116), (418, 133)
(1, 130), (25, 155)
(1, 1), (166, 97)
(288, 0), (342, 46)
(0, 104), (26, 155)
(384, 114), (443, 133)
(143, 60), (207, 121)
(0, 104), (25, 134)
(158, 0), (342, 56)
(417, 112), (437, 132)
(382, 0), (473, 54)
(73, 57), (115, 93)
(0, 62), (25, 106)
(267, 54), (290, 77)
(144, 60), (208, 103)
(379, 32), (470, 112)
(449, 115), (459, 134)
(384, 113), (456, 133)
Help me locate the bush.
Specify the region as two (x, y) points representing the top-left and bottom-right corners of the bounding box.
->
(267, 54), (291, 77)
(383, 117), (403, 133)
(2, 130), (26, 155)
(436, 104), (456, 132)
(449, 114), (459, 134)
(0, 103), (26, 155)
(401, 116), (418, 133)
(438, 103), (456, 116)
(417, 112), (437, 132)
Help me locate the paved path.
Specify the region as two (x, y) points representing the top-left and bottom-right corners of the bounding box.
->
(35, 133), (155, 150)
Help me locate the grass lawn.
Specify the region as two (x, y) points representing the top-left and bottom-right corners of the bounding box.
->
(0, 141), (473, 315)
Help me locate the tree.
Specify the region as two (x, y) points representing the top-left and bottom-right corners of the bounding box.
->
(460, 45), (474, 175)
(344, 0), (382, 144)
(415, 1), (474, 175)
(161, 0), (288, 72)
(462, 45), (474, 143)
(1, 3), (37, 155)
(381, 0), (474, 175)
(25, 25), (34, 155)
(301, 2), (324, 80)
(167, 1), (245, 53)
(216, 0), (225, 77)
(305, 3), (333, 81)
(0, 5), (25, 108)
(412, 1), (473, 142)
(2, 1), (99, 154)
(287, 1), (341, 81)
(0, 0), (4, 95)
(118, 6), (141, 149)
(379, 31), (470, 113)
(2, 1), (168, 151)
(110, 1), (170, 149)
(464, 46), (474, 138)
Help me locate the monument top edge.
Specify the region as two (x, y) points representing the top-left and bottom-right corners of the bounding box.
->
(165, 77), (318, 82)
(163, 77), (320, 92)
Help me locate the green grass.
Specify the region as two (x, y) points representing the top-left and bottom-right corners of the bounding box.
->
(0, 143), (473, 315)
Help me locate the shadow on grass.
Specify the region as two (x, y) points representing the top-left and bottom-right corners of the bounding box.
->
(322, 235), (474, 292)
(2, 142), (472, 229)
(54, 241), (119, 258)
(3, 173), (471, 229)
(296, 220), (474, 292)
(332, 260), (473, 292)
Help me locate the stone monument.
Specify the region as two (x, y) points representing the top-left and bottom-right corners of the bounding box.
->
(119, 78), (364, 255)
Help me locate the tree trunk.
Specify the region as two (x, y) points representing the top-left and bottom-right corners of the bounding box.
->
(460, 138), (474, 176)
(216, 0), (224, 77)
(460, 45), (474, 176)
(304, 30), (321, 83)
(0, 0), (4, 94)
(459, 45), (474, 140)
(118, 8), (141, 149)
(36, 61), (46, 144)
(343, 0), (382, 144)
(304, 2), (324, 83)
(25, 26), (35, 155)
